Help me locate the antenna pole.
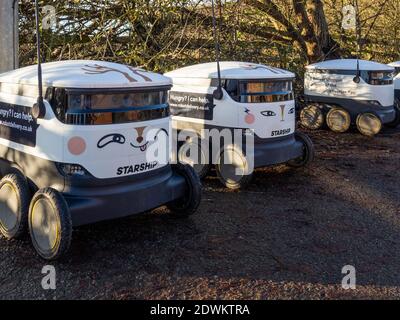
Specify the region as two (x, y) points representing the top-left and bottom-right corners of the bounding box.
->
(12, 0), (19, 70)
(355, 0), (361, 59)
(34, 0), (44, 106)
(32, 0), (46, 118)
(354, 0), (361, 83)
(211, 0), (223, 99)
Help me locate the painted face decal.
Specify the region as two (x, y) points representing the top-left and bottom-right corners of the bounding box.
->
(68, 136), (87, 155)
(240, 63), (265, 70)
(261, 107), (293, 120)
(130, 126), (149, 152)
(261, 110), (276, 117)
(244, 108), (255, 124)
(95, 128), (168, 154)
(82, 64), (152, 83)
(280, 105), (286, 121)
(153, 128), (169, 140)
(126, 66), (152, 82)
(97, 133), (126, 149)
(239, 63), (283, 74)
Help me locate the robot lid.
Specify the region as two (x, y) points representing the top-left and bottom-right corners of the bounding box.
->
(165, 61), (295, 80)
(389, 62), (400, 78)
(0, 60), (171, 89)
(306, 59), (394, 72)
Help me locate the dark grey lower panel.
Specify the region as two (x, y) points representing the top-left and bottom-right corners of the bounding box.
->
(304, 95), (396, 124)
(395, 90), (400, 101)
(0, 145), (187, 226)
(172, 122), (304, 169)
(65, 167), (186, 226)
(253, 135), (303, 168)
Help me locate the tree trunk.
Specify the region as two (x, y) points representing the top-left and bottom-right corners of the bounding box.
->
(0, 0), (18, 72)
(306, 0), (342, 62)
(244, 0), (342, 63)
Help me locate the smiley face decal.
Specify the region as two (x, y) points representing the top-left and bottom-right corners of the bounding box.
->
(130, 127), (169, 152)
(261, 110), (276, 117)
(260, 105), (294, 121)
(97, 133), (126, 149)
(130, 126), (149, 152)
(244, 108), (255, 124)
(97, 127), (169, 153)
(279, 105), (286, 121)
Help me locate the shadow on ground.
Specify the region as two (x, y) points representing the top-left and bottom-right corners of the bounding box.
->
(0, 127), (399, 299)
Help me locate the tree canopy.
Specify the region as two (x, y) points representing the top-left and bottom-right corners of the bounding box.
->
(19, 0), (400, 76)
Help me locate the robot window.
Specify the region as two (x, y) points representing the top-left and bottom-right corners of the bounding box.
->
(50, 89), (170, 125)
(238, 80), (294, 103)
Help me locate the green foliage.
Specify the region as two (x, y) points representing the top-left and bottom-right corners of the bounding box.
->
(19, 0), (400, 77)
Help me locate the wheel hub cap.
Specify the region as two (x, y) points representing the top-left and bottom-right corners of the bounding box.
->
(0, 183), (19, 232)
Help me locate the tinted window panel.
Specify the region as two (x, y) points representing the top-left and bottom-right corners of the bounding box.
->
(368, 71), (393, 85)
(66, 108), (169, 125)
(236, 80), (294, 103)
(63, 91), (169, 125)
(240, 93), (294, 103)
(239, 81), (292, 94)
(68, 91), (168, 111)
(224, 79), (239, 102)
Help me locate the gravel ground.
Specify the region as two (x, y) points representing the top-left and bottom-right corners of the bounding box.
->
(0, 126), (399, 300)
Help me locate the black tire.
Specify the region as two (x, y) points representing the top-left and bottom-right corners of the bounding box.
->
(217, 171), (253, 190)
(326, 107), (351, 133)
(28, 188), (72, 260)
(178, 138), (211, 179)
(287, 132), (315, 168)
(356, 113), (382, 137)
(300, 105), (325, 130)
(216, 147), (253, 190)
(0, 173), (31, 240)
(385, 100), (400, 128)
(167, 164), (202, 218)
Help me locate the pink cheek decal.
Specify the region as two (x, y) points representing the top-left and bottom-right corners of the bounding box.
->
(245, 109), (255, 124)
(68, 137), (87, 155)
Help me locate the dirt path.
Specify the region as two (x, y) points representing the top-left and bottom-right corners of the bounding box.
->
(0, 127), (399, 300)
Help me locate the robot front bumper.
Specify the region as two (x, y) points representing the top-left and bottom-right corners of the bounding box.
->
(375, 107), (396, 124)
(252, 134), (304, 168)
(62, 165), (187, 226)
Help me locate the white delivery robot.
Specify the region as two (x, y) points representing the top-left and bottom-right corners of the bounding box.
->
(0, 60), (201, 260)
(165, 61), (314, 189)
(388, 61), (400, 104)
(301, 59), (400, 136)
